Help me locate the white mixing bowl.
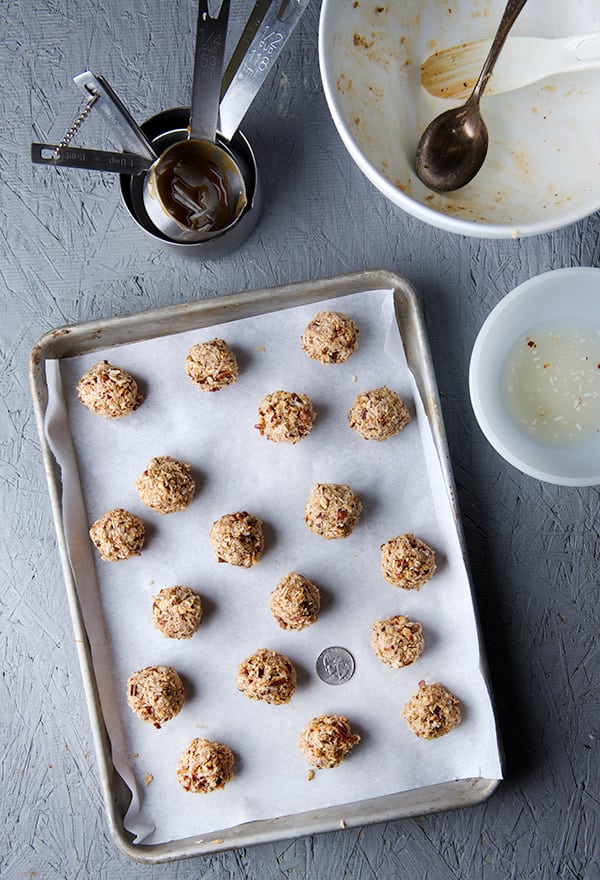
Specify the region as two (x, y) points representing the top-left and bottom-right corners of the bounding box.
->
(319, 0), (600, 238)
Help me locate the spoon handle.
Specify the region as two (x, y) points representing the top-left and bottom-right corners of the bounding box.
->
(471, 0), (529, 100)
(31, 143), (151, 175)
(220, 0), (273, 96)
(190, 0), (231, 142)
(73, 72), (157, 160)
(219, 0), (313, 142)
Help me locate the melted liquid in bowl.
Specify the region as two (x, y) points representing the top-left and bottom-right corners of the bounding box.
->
(155, 152), (233, 232)
(503, 320), (600, 447)
(149, 138), (247, 236)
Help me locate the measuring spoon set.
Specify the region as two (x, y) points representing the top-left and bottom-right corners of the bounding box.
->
(32, 0), (311, 248)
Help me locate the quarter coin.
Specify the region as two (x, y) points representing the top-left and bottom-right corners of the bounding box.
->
(315, 646), (355, 685)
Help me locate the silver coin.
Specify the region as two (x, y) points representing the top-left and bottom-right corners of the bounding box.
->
(315, 646), (355, 685)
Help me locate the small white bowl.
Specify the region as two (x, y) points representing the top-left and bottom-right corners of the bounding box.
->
(469, 267), (600, 485)
(318, 0), (600, 239)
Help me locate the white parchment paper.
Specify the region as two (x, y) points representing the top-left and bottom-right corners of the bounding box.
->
(45, 289), (502, 845)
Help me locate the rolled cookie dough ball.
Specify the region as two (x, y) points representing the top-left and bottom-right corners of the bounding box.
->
(209, 511), (264, 567)
(237, 648), (297, 704)
(185, 338), (238, 392)
(152, 586), (203, 639)
(256, 390), (316, 444)
(371, 614), (424, 668)
(269, 572), (320, 631)
(127, 665), (185, 728)
(402, 681), (461, 739)
(304, 483), (362, 539)
(77, 360), (143, 419)
(380, 533), (436, 590)
(300, 311), (359, 364)
(177, 737), (234, 793)
(136, 455), (195, 515)
(298, 714), (360, 769)
(348, 386), (410, 441)
(89, 508), (145, 561)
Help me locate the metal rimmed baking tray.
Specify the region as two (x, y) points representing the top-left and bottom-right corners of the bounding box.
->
(29, 269), (502, 863)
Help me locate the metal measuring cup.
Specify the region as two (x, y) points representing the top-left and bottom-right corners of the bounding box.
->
(120, 108), (260, 257)
(142, 0), (249, 243)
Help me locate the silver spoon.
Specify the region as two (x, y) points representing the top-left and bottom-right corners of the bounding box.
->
(415, 0), (529, 192)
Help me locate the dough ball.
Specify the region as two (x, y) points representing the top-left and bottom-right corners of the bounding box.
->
(152, 586), (203, 639)
(237, 648), (297, 704)
(348, 386), (410, 440)
(136, 455), (195, 515)
(402, 681), (461, 739)
(89, 508), (145, 562)
(304, 483), (362, 539)
(269, 572), (320, 631)
(371, 615), (425, 668)
(177, 737), (234, 793)
(300, 311), (359, 364)
(209, 511), (264, 567)
(380, 533), (436, 590)
(127, 665), (185, 728)
(256, 390), (316, 444)
(298, 714), (360, 769)
(185, 338), (238, 392)
(77, 360), (143, 419)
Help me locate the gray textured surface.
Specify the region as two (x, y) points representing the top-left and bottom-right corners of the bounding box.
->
(1, 1), (598, 878)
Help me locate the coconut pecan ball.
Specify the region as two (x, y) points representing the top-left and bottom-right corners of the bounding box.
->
(371, 615), (424, 668)
(136, 455), (195, 515)
(209, 511), (264, 567)
(348, 386), (410, 440)
(237, 648), (297, 705)
(304, 483), (362, 539)
(269, 572), (320, 631)
(152, 586), (203, 639)
(89, 508), (145, 562)
(256, 390), (316, 444)
(298, 714), (360, 769)
(177, 738), (234, 793)
(402, 681), (462, 739)
(380, 533), (436, 590)
(77, 360), (143, 419)
(300, 311), (359, 364)
(127, 665), (185, 728)
(185, 338), (238, 392)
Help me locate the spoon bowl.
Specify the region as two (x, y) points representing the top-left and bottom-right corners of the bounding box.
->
(415, 96), (489, 193)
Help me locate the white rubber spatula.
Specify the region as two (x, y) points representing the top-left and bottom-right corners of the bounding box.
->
(421, 32), (600, 100)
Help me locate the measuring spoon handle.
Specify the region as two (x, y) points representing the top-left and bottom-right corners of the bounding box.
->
(31, 143), (152, 174)
(219, 0), (312, 142)
(190, 0), (231, 141)
(73, 71), (157, 160)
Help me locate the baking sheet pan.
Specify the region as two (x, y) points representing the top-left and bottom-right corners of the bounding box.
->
(30, 269), (503, 863)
